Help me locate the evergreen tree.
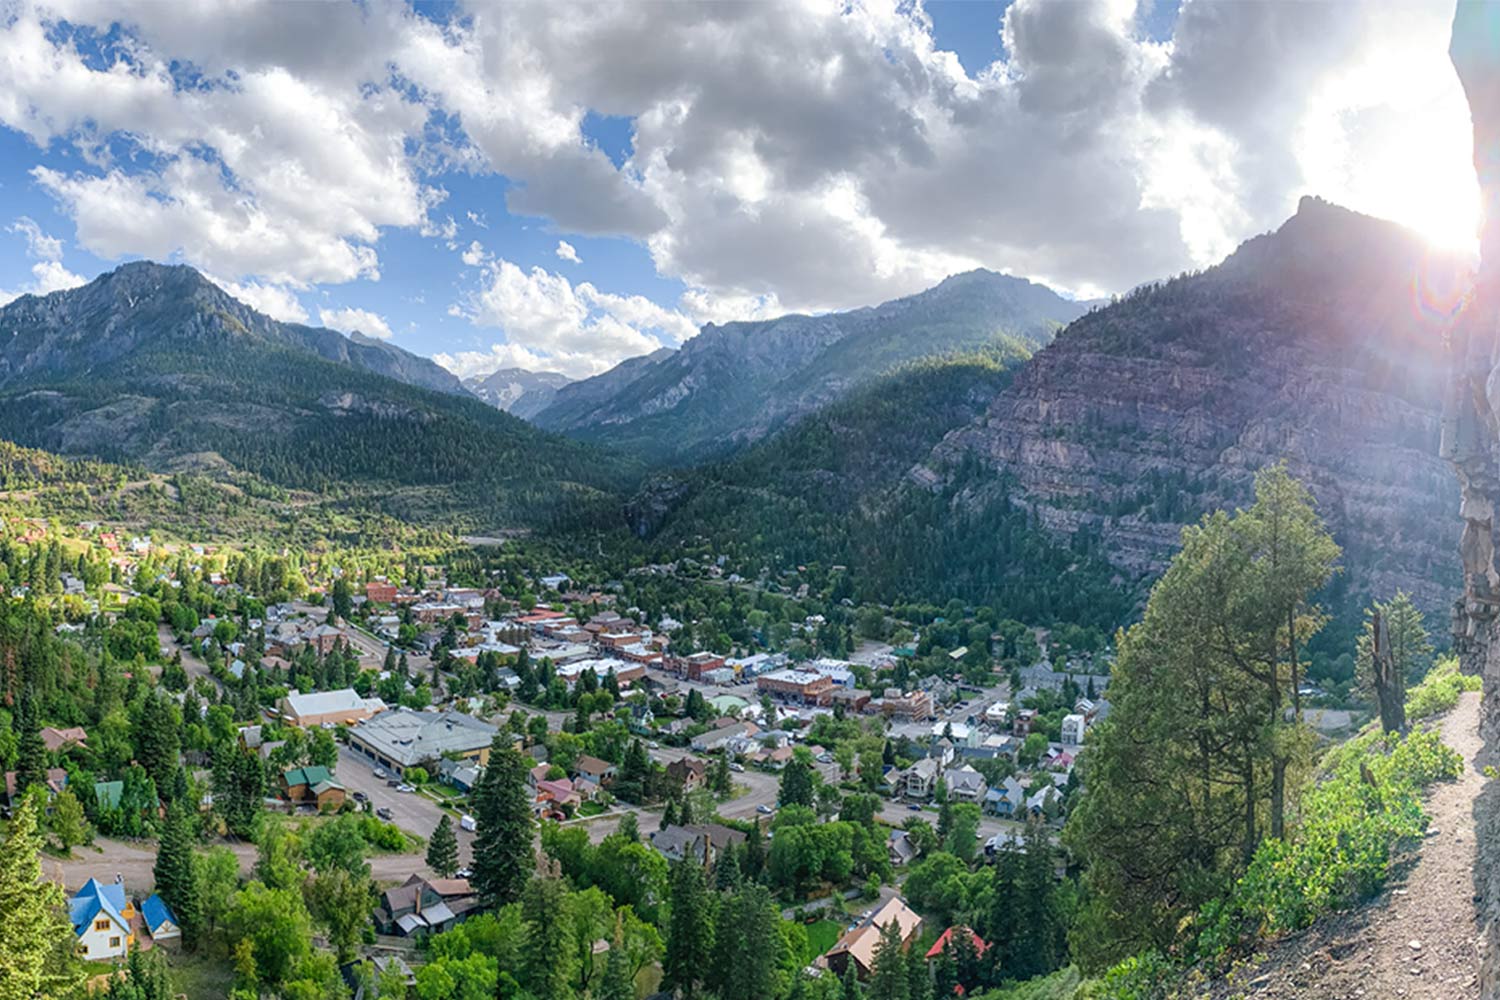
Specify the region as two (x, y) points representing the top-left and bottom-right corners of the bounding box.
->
(13, 688), (46, 795)
(470, 740), (534, 908)
(709, 882), (779, 1000)
(153, 802), (201, 948)
(522, 863), (574, 1000)
(136, 692), (181, 791)
(778, 749), (817, 808)
(426, 814), (459, 878)
(663, 859), (715, 1000)
(617, 810), (640, 843)
(0, 799), (80, 1000)
(867, 920), (909, 1000)
(598, 914), (635, 1000)
(840, 963), (865, 1000)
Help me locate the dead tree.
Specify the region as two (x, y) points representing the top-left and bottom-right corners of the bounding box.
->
(1370, 610), (1406, 735)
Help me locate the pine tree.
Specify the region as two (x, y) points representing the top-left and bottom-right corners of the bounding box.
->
(154, 802), (202, 948)
(522, 862), (574, 1000)
(470, 740), (534, 908)
(13, 688), (46, 795)
(426, 814), (459, 877)
(867, 920), (909, 1000)
(598, 914), (635, 1000)
(778, 750), (816, 808)
(137, 692), (181, 791)
(617, 810), (640, 842)
(0, 799), (80, 1000)
(840, 963), (865, 1000)
(710, 882), (779, 1000)
(663, 859), (715, 1000)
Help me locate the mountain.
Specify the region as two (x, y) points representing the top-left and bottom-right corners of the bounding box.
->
(463, 367), (572, 419)
(911, 196), (1468, 633)
(641, 198), (1469, 644)
(0, 261), (632, 529)
(533, 270), (1089, 464)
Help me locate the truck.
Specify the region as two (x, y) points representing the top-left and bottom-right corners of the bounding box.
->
(460, 814), (477, 832)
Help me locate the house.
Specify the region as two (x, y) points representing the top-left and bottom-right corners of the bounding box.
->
(943, 766), (988, 803)
(925, 926), (988, 964)
(690, 721), (759, 754)
(5, 767), (68, 807)
(70, 878), (134, 960)
(439, 758), (483, 794)
(878, 689), (933, 721)
(278, 689), (387, 728)
(573, 755), (616, 788)
(40, 726), (88, 752)
(984, 776), (1027, 817)
(896, 758), (941, 800)
(141, 894), (181, 941)
(281, 766), (347, 808)
(649, 823), (746, 864)
(887, 828), (917, 867)
(666, 757), (707, 791)
(1060, 713), (1087, 746)
(534, 778), (583, 818)
(347, 708), (497, 777)
(823, 896), (923, 980)
(376, 875), (479, 937)
(366, 581), (399, 604)
(1012, 709), (1038, 736)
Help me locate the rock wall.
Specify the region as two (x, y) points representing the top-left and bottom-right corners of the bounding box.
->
(1442, 4), (1500, 996)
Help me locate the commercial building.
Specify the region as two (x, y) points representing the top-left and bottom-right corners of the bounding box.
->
(278, 689), (388, 728)
(757, 668), (834, 704)
(348, 708), (497, 776)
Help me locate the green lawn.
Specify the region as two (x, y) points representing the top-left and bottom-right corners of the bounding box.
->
(163, 947), (237, 998)
(577, 800), (607, 818)
(803, 919), (843, 956)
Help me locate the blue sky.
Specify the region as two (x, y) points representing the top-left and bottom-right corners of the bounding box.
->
(0, 0), (1474, 379)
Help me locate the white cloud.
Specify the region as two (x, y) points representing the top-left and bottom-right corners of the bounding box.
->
(208, 275), (310, 324)
(0, 216), (85, 304)
(318, 305), (394, 340)
(461, 240), (489, 267)
(450, 258), (698, 377)
(555, 240), (581, 264)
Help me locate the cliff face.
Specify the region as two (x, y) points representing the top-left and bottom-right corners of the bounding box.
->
(1442, 5), (1500, 996)
(919, 197), (1469, 622)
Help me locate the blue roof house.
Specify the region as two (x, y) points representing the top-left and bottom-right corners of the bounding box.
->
(141, 894), (181, 941)
(70, 878), (133, 960)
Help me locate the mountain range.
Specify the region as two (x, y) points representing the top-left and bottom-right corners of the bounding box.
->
(0, 261), (630, 529)
(531, 269), (1090, 464)
(638, 197), (1469, 642)
(462, 367), (572, 419)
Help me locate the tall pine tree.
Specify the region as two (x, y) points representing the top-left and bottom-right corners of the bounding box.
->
(470, 739), (534, 908)
(153, 802), (201, 948)
(426, 814), (459, 878)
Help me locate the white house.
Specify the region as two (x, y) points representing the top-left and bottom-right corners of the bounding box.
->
(70, 878), (133, 960)
(1061, 713), (1087, 746)
(141, 894), (181, 942)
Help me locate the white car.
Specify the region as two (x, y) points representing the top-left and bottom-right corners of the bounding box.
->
(373, 768), (388, 780)
(396, 783), (415, 793)
(647, 741), (660, 750)
(460, 814), (477, 832)
(729, 762), (745, 773)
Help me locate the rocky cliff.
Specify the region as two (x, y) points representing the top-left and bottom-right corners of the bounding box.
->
(919, 196), (1470, 626)
(463, 367), (572, 419)
(1441, 4), (1500, 996)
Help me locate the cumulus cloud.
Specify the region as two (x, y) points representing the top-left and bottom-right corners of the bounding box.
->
(448, 258), (698, 378)
(0, 216), (85, 305)
(318, 305), (395, 340)
(0, 0), (1476, 368)
(208, 275), (310, 324)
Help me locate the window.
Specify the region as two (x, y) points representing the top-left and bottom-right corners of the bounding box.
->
(94, 919), (111, 931)
(109, 937), (121, 948)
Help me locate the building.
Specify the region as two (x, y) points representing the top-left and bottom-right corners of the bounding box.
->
(757, 668), (834, 705)
(895, 758), (941, 800)
(70, 878), (133, 960)
(1061, 713), (1087, 746)
(879, 689), (933, 721)
(365, 581), (398, 604)
(925, 926), (988, 965)
(376, 876), (479, 937)
(141, 894), (181, 941)
(649, 823), (746, 864)
(348, 708), (497, 776)
(826, 688), (872, 713)
(944, 765), (988, 803)
(40, 726), (88, 752)
(282, 766), (347, 808)
(278, 689), (387, 728)
(5, 767), (67, 808)
(439, 758), (483, 794)
(574, 754), (616, 787)
(823, 896), (923, 979)
(666, 757), (707, 791)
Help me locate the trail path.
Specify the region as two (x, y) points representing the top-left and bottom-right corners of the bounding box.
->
(1214, 690), (1485, 999)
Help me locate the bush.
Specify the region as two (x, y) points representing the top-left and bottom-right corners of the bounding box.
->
(1405, 657), (1482, 721)
(1196, 727), (1462, 957)
(405, 767), (429, 785)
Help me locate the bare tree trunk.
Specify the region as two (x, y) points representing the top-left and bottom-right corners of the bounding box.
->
(1371, 611), (1407, 734)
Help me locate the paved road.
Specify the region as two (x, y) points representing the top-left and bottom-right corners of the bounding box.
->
(337, 746), (474, 866)
(157, 623), (220, 692)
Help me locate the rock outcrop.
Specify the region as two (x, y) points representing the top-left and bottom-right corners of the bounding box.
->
(920, 196), (1469, 626)
(1441, 4), (1500, 996)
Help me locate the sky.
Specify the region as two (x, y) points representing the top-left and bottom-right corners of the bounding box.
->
(0, 0), (1479, 381)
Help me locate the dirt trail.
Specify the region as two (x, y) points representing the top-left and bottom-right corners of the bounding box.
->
(1212, 690), (1485, 999)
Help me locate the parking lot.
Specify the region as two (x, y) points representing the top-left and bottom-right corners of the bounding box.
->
(337, 745), (475, 868)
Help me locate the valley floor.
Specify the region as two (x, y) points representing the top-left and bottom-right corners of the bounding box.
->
(1206, 690), (1485, 999)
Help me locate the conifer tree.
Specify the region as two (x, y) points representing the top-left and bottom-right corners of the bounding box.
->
(598, 914), (635, 1000)
(663, 859), (714, 1000)
(426, 814), (459, 878)
(470, 740), (534, 908)
(153, 802), (201, 948)
(0, 799), (79, 1000)
(522, 862), (574, 1000)
(867, 920), (909, 1000)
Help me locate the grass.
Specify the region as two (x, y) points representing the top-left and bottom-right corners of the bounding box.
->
(163, 946), (237, 998)
(803, 919), (842, 956)
(577, 800), (607, 818)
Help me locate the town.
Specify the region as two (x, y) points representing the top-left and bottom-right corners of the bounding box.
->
(0, 519), (1125, 999)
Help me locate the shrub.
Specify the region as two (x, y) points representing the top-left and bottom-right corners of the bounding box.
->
(1405, 657), (1482, 721)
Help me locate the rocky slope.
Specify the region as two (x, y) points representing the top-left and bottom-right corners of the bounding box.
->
(463, 367), (572, 419)
(533, 270), (1088, 464)
(1441, 6), (1500, 996)
(915, 197), (1470, 624)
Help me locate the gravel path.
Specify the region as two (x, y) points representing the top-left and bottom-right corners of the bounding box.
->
(1209, 690), (1485, 999)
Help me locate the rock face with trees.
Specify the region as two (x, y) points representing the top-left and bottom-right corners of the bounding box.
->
(1443, 4), (1500, 995)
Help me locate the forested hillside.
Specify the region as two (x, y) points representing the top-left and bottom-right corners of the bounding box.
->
(534, 270), (1087, 464)
(0, 263), (636, 532)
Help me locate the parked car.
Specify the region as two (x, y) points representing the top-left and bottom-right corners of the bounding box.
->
(352, 791), (369, 804)
(908, 804), (922, 811)
(376, 807), (394, 820)
(396, 783), (415, 793)
(647, 741), (660, 750)
(387, 778), (402, 787)
(756, 804), (774, 815)
(460, 814), (477, 832)
(373, 768), (388, 779)
(729, 762), (745, 773)
(455, 867), (473, 879)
